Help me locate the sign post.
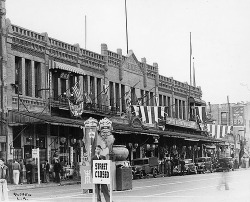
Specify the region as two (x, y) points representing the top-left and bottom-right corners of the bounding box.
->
(92, 160), (112, 202)
(32, 148), (40, 185)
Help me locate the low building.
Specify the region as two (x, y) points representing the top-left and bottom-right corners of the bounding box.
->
(0, 0), (216, 174)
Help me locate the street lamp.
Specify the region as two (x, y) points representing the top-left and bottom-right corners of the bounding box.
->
(11, 84), (20, 111)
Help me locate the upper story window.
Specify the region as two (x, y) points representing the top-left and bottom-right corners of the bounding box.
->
(221, 112), (228, 125)
(15, 57), (22, 94)
(25, 59), (31, 96)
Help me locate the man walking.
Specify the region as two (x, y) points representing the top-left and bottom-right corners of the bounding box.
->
(12, 160), (20, 185)
(91, 145), (111, 202)
(0, 158), (9, 201)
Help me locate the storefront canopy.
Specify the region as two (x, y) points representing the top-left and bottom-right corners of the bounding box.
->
(112, 122), (219, 143)
(112, 123), (159, 137)
(50, 61), (86, 75)
(8, 110), (85, 128)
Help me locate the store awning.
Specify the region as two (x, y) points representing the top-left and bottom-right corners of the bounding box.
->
(50, 61), (86, 75)
(8, 110), (85, 128)
(160, 130), (221, 143)
(189, 97), (206, 106)
(112, 123), (159, 137)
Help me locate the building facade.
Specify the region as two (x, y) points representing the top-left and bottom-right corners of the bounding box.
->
(207, 102), (250, 162)
(0, 0), (216, 172)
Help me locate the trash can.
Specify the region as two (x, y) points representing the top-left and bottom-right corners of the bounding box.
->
(116, 167), (132, 191)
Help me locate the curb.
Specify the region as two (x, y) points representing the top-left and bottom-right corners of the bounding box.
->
(8, 181), (81, 191)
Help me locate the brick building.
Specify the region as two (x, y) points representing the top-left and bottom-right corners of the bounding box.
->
(0, 0), (217, 170)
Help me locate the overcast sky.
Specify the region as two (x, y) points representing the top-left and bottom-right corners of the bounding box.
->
(5, 0), (250, 104)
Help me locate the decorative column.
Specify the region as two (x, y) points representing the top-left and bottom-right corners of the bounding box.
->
(21, 58), (25, 96)
(31, 60), (35, 97)
(153, 63), (159, 106)
(87, 75), (90, 94)
(94, 77), (97, 104)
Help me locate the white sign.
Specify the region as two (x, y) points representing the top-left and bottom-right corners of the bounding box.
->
(32, 149), (38, 158)
(80, 165), (92, 189)
(92, 160), (111, 184)
(89, 130), (95, 139)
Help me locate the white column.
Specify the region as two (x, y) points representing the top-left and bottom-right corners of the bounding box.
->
(87, 75), (91, 94)
(58, 78), (61, 97)
(31, 61), (35, 97)
(119, 84), (122, 112)
(113, 83), (116, 108)
(21, 58), (25, 96)
(94, 77), (97, 104)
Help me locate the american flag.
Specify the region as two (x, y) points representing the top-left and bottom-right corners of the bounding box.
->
(72, 82), (83, 103)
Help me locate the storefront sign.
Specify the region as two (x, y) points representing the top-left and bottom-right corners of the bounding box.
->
(92, 160), (111, 184)
(32, 149), (38, 158)
(0, 136), (6, 143)
(80, 165), (92, 189)
(110, 117), (129, 125)
(166, 117), (198, 129)
(232, 106), (244, 126)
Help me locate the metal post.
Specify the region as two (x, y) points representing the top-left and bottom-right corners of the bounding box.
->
(17, 87), (20, 111)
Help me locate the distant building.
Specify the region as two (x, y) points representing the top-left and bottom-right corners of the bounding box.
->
(207, 102), (250, 159)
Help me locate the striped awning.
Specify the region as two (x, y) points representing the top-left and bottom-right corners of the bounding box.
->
(50, 61), (85, 75)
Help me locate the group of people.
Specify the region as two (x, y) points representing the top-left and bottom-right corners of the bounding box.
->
(161, 144), (204, 177)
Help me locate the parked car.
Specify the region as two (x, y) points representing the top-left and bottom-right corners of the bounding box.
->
(215, 157), (234, 172)
(184, 159), (197, 174)
(131, 157), (159, 179)
(195, 157), (214, 173)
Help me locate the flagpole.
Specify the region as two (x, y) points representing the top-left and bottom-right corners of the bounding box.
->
(125, 0), (129, 54)
(85, 15), (87, 49)
(188, 32), (192, 121)
(193, 57), (196, 87)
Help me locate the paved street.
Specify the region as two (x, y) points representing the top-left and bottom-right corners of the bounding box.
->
(8, 168), (250, 202)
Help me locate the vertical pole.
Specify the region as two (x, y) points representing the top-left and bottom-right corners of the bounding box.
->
(188, 32), (192, 121)
(110, 160), (113, 202)
(17, 87), (20, 111)
(227, 96), (230, 125)
(37, 148), (40, 185)
(125, 0), (129, 54)
(85, 15), (87, 50)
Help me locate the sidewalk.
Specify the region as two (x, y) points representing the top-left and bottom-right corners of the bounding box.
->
(8, 180), (81, 191)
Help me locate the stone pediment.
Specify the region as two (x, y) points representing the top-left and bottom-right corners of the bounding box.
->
(121, 51), (143, 75)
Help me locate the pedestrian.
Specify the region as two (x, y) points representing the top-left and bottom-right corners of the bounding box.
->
(0, 158), (9, 201)
(44, 160), (50, 183)
(217, 170), (230, 190)
(26, 160), (33, 184)
(19, 159), (24, 185)
(180, 155), (185, 176)
(91, 145), (112, 202)
(53, 159), (62, 185)
(164, 154), (171, 177)
(12, 159), (21, 185)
